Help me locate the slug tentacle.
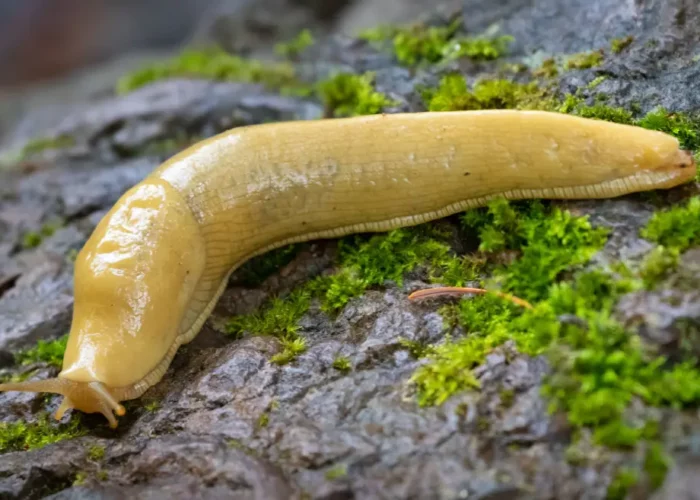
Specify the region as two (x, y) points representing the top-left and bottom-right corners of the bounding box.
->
(0, 378), (125, 428)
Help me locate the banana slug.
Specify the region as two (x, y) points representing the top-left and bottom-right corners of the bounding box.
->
(0, 110), (694, 428)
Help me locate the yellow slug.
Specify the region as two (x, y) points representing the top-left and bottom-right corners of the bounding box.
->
(0, 110), (694, 427)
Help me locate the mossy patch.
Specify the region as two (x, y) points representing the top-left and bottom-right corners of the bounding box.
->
(20, 220), (64, 250)
(317, 72), (395, 117)
(116, 47), (309, 96)
(275, 29), (314, 59)
(87, 444), (105, 461)
(325, 464), (348, 480)
(611, 36), (634, 54)
(359, 20), (513, 67)
(226, 289), (309, 365)
(422, 74), (542, 112)
(565, 50), (604, 70)
(0, 414), (86, 453)
(332, 356), (352, 372)
(20, 135), (75, 159)
(15, 335), (68, 368)
(642, 197), (700, 252)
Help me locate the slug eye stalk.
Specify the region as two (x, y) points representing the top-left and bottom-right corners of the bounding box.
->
(0, 378), (126, 428)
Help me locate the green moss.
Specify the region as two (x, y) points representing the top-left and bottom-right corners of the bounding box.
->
(325, 464), (348, 480)
(256, 412), (270, 428)
(364, 20), (513, 66)
(332, 356), (352, 372)
(499, 388), (515, 408)
(116, 47), (306, 95)
(15, 335), (68, 368)
(144, 400), (160, 412)
(87, 445), (105, 461)
(641, 197), (700, 252)
(533, 58), (559, 78)
(226, 287), (309, 365)
(270, 337), (307, 365)
(227, 289), (310, 339)
(21, 232), (42, 249)
(20, 135), (75, 158)
(611, 36), (634, 54)
(561, 97), (634, 124)
(587, 76), (607, 89)
(644, 442), (670, 490)
(565, 50), (604, 70)
(312, 227), (453, 313)
(73, 472), (87, 486)
(398, 338), (435, 359)
(444, 35), (514, 62)
(274, 29), (314, 59)
(20, 220), (63, 250)
(317, 72), (395, 117)
(637, 107), (700, 150)
(422, 74), (541, 112)
(0, 414), (86, 453)
(607, 467), (639, 500)
(461, 198), (609, 302)
(639, 246), (679, 288)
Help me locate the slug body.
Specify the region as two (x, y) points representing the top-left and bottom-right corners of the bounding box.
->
(0, 110), (694, 427)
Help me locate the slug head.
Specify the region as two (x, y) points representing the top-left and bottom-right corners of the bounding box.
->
(0, 178), (206, 428)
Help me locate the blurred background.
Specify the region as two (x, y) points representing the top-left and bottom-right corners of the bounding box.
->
(0, 0), (458, 88)
(0, 0), (458, 142)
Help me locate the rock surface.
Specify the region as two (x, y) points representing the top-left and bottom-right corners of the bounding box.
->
(0, 0), (699, 499)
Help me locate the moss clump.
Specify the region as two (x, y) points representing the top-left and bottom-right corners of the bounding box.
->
(412, 200), (609, 405)
(360, 20), (513, 67)
(565, 50), (604, 70)
(423, 74), (541, 112)
(227, 289), (309, 365)
(398, 338), (435, 359)
(644, 442), (671, 489)
(611, 36), (634, 54)
(311, 227), (453, 313)
(144, 400), (160, 412)
(15, 335), (68, 368)
(637, 107), (700, 150)
(270, 337), (307, 365)
(607, 467), (639, 500)
(317, 72), (395, 117)
(325, 464), (348, 480)
(332, 356), (352, 372)
(21, 232), (42, 250)
(227, 290), (310, 339)
(20, 135), (75, 159)
(274, 29), (314, 59)
(558, 95), (634, 124)
(20, 220), (64, 250)
(641, 197), (700, 252)
(461, 198), (609, 302)
(116, 47), (307, 95)
(499, 388), (515, 408)
(639, 246), (679, 289)
(0, 414), (86, 453)
(256, 412), (270, 428)
(533, 58), (559, 78)
(87, 444), (105, 461)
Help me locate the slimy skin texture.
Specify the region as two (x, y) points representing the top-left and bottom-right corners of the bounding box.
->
(0, 110), (694, 427)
